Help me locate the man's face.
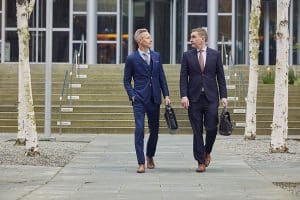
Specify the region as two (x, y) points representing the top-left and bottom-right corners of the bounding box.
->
(190, 31), (205, 49)
(139, 32), (152, 49)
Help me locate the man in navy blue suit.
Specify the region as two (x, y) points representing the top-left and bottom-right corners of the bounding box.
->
(180, 27), (228, 173)
(124, 28), (171, 173)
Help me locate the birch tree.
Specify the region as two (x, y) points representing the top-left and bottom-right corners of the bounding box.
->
(244, 0), (262, 140)
(270, 0), (290, 153)
(15, 0), (39, 156)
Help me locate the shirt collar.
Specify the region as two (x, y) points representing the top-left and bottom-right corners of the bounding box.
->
(138, 49), (150, 56)
(197, 46), (207, 52)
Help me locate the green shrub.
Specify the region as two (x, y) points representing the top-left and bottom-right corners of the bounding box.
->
(288, 68), (297, 85)
(262, 67), (275, 84)
(262, 67), (297, 85)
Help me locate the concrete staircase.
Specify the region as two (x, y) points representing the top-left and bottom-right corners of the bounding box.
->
(1, 64), (300, 135)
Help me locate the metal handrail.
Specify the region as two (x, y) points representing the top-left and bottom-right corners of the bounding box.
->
(58, 70), (69, 134)
(75, 34), (85, 76)
(57, 34), (85, 134)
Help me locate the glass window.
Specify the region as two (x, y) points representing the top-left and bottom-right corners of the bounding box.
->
(53, 32), (69, 62)
(259, 2), (276, 65)
(53, 0), (69, 28)
(29, 31), (36, 62)
(188, 16), (207, 36)
(121, 0), (129, 63)
(73, 15), (86, 40)
(37, 31), (46, 62)
(0, 15), (2, 38)
(133, 1), (150, 35)
(154, 0), (170, 63)
(98, 0), (117, 12)
(176, 0), (184, 63)
(7, 0), (37, 28)
(188, 0), (207, 13)
(235, 0), (246, 64)
(97, 15), (117, 40)
(97, 43), (116, 63)
(38, 0), (46, 28)
(74, 0), (86, 12)
(5, 31), (18, 62)
(293, 0), (300, 64)
(219, 0), (232, 13)
(218, 16), (231, 42)
(6, 0), (16, 27)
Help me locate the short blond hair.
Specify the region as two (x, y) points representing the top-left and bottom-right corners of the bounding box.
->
(192, 27), (208, 42)
(134, 28), (149, 43)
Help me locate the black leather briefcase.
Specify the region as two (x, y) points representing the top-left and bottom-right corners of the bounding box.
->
(164, 104), (178, 134)
(219, 107), (233, 136)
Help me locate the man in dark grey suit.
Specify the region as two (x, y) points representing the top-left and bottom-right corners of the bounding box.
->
(180, 27), (227, 173)
(124, 28), (171, 173)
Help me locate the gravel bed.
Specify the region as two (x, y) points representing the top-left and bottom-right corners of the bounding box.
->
(218, 136), (300, 169)
(218, 136), (300, 197)
(0, 140), (87, 167)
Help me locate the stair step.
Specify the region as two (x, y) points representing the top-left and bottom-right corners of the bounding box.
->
(0, 64), (300, 135)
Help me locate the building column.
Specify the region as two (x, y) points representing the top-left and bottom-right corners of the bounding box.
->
(207, 0), (218, 50)
(128, 0), (133, 54)
(289, 0), (293, 65)
(231, 0), (236, 65)
(171, 0), (176, 64)
(44, 0), (53, 138)
(264, 1), (270, 65)
(87, 0), (97, 64)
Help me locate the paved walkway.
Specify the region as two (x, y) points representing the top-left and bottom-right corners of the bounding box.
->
(0, 134), (299, 200)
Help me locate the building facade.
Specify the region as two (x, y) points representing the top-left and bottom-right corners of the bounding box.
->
(1, 0), (300, 65)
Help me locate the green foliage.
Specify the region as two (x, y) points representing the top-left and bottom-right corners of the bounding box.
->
(288, 68), (297, 85)
(262, 67), (298, 85)
(262, 67), (275, 84)
(294, 43), (300, 50)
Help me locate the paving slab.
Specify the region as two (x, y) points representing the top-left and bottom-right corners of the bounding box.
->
(0, 134), (299, 200)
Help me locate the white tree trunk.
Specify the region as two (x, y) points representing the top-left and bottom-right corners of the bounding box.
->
(16, 0), (39, 156)
(270, 0), (290, 153)
(244, 0), (261, 140)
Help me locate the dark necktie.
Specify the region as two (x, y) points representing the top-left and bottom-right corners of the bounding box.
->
(198, 50), (204, 72)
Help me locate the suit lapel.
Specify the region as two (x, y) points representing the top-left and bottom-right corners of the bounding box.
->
(204, 48), (211, 71)
(135, 51), (151, 72)
(191, 49), (201, 72)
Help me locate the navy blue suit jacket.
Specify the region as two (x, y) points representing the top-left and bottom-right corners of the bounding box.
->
(123, 50), (169, 105)
(180, 48), (227, 103)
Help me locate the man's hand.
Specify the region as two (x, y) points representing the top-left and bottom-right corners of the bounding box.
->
(221, 98), (228, 107)
(165, 96), (171, 105)
(181, 96), (189, 109)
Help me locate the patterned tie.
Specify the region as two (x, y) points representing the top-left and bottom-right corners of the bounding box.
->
(143, 53), (150, 65)
(198, 50), (204, 72)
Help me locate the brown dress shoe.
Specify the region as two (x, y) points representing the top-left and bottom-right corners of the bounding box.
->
(205, 153), (211, 167)
(146, 156), (155, 169)
(196, 164), (206, 173)
(136, 164), (145, 173)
